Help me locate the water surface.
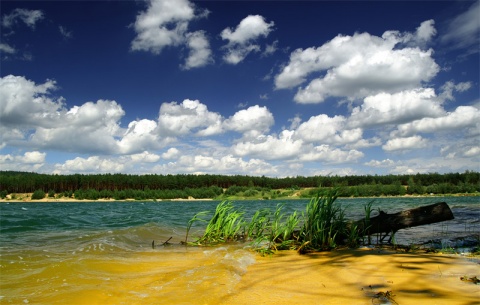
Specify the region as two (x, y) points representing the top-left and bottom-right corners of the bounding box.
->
(1, 197), (478, 304)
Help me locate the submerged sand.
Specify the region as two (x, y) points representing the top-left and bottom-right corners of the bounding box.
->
(1, 246), (478, 305)
(222, 248), (479, 305)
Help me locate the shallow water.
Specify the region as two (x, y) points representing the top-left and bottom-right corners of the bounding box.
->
(0, 197), (478, 304)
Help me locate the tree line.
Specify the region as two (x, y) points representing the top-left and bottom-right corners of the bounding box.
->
(0, 171), (478, 200)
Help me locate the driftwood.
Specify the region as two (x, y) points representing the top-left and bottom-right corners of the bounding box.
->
(352, 202), (454, 243)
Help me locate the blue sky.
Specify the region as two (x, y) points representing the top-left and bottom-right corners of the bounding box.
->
(1, 0), (479, 177)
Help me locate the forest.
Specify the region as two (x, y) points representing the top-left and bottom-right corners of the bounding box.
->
(0, 170), (479, 200)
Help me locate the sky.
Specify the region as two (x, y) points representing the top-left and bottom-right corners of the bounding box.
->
(0, 0), (479, 177)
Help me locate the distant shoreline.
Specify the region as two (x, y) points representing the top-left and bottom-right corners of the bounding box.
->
(1, 192), (478, 203)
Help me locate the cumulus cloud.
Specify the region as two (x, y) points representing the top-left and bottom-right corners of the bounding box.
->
(131, 0), (211, 68)
(348, 88), (445, 128)
(0, 151), (46, 171)
(413, 19), (437, 46)
(30, 100), (125, 154)
(118, 119), (165, 154)
(161, 154), (278, 176)
(0, 75), (62, 128)
(439, 81), (472, 101)
(221, 15), (274, 64)
(299, 145), (364, 164)
(162, 147), (180, 159)
(464, 146), (480, 157)
(364, 159), (395, 168)
(0, 75), (127, 154)
(2, 8), (44, 29)
(232, 130), (303, 160)
(54, 156), (127, 174)
(157, 99), (223, 137)
(223, 105), (274, 138)
(0, 43), (15, 54)
(0, 151), (46, 164)
(182, 30), (213, 69)
(262, 40), (278, 57)
(382, 135), (428, 152)
(130, 151), (161, 163)
(394, 105), (480, 137)
(275, 21), (439, 103)
(294, 114), (362, 145)
(441, 1), (480, 54)
(131, 0), (194, 53)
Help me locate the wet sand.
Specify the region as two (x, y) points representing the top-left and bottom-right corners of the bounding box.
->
(1, 246), (479, 305)
(222, 248), (480, 305)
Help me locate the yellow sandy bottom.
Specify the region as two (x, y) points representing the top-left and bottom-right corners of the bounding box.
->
(1, 247), (478, 305)
(222, 248), (480, 305)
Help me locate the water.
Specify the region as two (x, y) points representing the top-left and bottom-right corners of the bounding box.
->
(0, 197), (478, 304)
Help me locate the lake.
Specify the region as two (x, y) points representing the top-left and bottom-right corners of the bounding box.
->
(0, 197), (478, 304)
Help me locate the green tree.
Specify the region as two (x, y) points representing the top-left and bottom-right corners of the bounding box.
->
(31, 189), (46, 200)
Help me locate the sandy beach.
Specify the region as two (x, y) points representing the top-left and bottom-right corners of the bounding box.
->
(222, 248), (479, 305)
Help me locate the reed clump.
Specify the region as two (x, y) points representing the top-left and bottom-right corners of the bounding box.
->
(187, 190), (356, 254)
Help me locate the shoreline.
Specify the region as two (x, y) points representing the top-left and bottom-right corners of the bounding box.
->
(1, 193), (478, 203)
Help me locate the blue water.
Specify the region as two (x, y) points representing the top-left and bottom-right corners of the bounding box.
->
(0, 197), (478, 304)
(1, 197), (478, 251)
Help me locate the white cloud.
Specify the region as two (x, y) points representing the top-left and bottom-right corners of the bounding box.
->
(394, 105), (480, 137)
(221, 15), (274, 64)
(162, 154), (278, 176)
(299, 145), (364, 164)
(0, 75), (62, 128)
(275, 21), (439, 103)
(0, 151), (46, 171)
(131, 0), (211, 68)
(382, 135), (427, 152)
(413, 19), (437, 46)
(348, 88), (445, 128)
(439, 81), (472, 101)
(54, 156), (126, 174)
(345, 137), (382, 149)
(0, 151), (46, 164)
(294, 114), (362, 145)
(2, 8), (44, 29)
(0, 43), (15, 54)
(130, 151), (161, 163)
(118, 119), (165, 154)
(182, 30), (213, 70)
(388, 155), (479, 175)
(222, 44), (260, 65)
(162, 147), (179, 159)
(0, 75), (127, 154)
(59, 25), (72, 39)
(157, 99), (223, 137)
(30, 100), (124, 154)
(262, 40), (278, 57)
(223, 105), (274, 138)
(232, 130), (303, 160)
(364, 159), (395, 168)
(464, 146), (480, 157)
(441, 1), (480, 54)
(131, 0), (194, 53)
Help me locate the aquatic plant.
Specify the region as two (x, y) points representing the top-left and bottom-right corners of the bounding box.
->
(188, 190), (354, 254)
(298, 190), (346, 251)
(195, 201), (246, 245)
(185, 211), (209, 244)
(363, 201), (373, 245)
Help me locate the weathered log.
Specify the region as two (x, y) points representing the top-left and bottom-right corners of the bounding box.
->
(353, 202), (454, 243)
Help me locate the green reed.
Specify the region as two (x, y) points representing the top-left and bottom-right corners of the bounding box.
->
(298, 190), (346, 251)
(195, 201), (245, 245)
(188, 190), (352, 254)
